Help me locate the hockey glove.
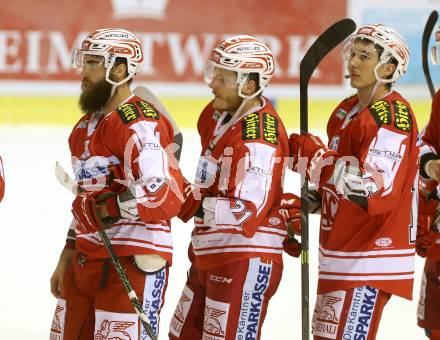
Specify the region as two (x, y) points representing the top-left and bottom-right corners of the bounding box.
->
(282, 236), (301, 257)
(178, 178), (209, 222)
(289, 133), (337, 185)
(279, 193), (301, 237)
(72, 189), (121, 233)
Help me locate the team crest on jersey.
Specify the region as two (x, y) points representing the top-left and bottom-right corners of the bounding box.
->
(369, 100), (391, 126)
(262, 112), (278, 145)
(116, 103), (140, 124)
(242, 113), (261, 141)
(393, 100), (411, 132)
(137, 101), (160, 120)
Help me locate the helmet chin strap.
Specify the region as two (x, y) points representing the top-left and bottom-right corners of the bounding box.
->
(105, 65), (133, 105)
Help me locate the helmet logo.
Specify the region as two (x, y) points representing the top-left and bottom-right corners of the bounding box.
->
(104, 33), (129, 39)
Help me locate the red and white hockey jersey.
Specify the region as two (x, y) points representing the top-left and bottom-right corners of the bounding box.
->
(419, 90), (440, 260)
(0, 156), (4, 202)
(66, 95), (183, 264)
(318, 91), (419, 300)
(187, 97), (290, 269)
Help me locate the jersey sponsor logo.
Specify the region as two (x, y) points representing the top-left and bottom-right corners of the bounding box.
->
(141, 269), (166, 336)
(374, 237), (392, 247)
(195, 156), (217, 188)
(145, 177), (166, 193)
(117, 102), (140, 124)
(329, 136), (340, 151)
(369, 100), (391, 126)
(336, 109), (347, 120)
(137, 101), (160, 120)
(236, 259), (272, 340)
(262, 113), (278, 145)
(76, 121), (88, 129)
(203, 297), (230, 340)
(393, 100), (411, 132)
(368, 148), (403, 162)
(342, 286), (378, 340)
(170, 286), (194, 337)
(242, 113), (261, 141)
(209, 275), (233, 284)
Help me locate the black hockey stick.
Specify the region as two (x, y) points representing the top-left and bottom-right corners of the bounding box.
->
(299, 18), (356, 340)
(422, 10), (438, 98)
(54, 163), (158, 340)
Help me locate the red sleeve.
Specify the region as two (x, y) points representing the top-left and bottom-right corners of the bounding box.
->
(107, 99), (183, 222)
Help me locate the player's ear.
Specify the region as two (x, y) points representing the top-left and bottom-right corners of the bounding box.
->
(380, 63), (396, 79)
(242, 77), (258, 96)
(111, 63), (128, 82)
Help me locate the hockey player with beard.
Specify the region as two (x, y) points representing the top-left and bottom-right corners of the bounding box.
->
(289, 24), (419, 339)
(416, 25), (440, 340)
(49, 28), (183, 339)
(168, 35), (300, 339)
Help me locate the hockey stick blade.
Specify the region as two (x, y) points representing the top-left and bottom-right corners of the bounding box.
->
(422, 10), (438, 98)
(54, 162), (158, 340)
(55, 161), (78, 195)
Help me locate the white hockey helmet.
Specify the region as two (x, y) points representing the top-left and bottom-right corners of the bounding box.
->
(204, 35), (275, 98)
(72, 28), (143, 86)
(431, 26), (440, 65)
(342, 24), (410, 83)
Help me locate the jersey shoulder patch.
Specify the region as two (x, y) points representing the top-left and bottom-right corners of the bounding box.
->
(116, 102), (140, 124)
(137, 100), (160, 120)
(392, 100), (412, 132)
(368, 100), (392, 127)
(262, 112), (279, 145)
(242, 112), (261, 141)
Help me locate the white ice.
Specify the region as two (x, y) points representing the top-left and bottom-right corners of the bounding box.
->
(0, 126), (426, 339)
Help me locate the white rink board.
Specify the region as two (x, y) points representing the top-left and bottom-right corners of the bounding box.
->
(0, 126), (426, 339)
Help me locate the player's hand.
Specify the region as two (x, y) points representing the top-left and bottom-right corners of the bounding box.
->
(72, 189), (121, 232)
(50, 248), (74, 298)
(289, 133), (336, 182)
(416, 213), (439, 258)
(279, 192), (301, 236)
(282, 236), (301, 257)
(426, 159), (440, 182)
(178, 179), (209, 222)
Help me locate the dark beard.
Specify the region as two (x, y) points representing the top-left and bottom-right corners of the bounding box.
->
(79, 78), (113, 114)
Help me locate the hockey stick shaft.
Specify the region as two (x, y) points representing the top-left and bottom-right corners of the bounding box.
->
(422, 11), (438, 98)
(299, 18), (356, 340)
(54, 163), (157, 340)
